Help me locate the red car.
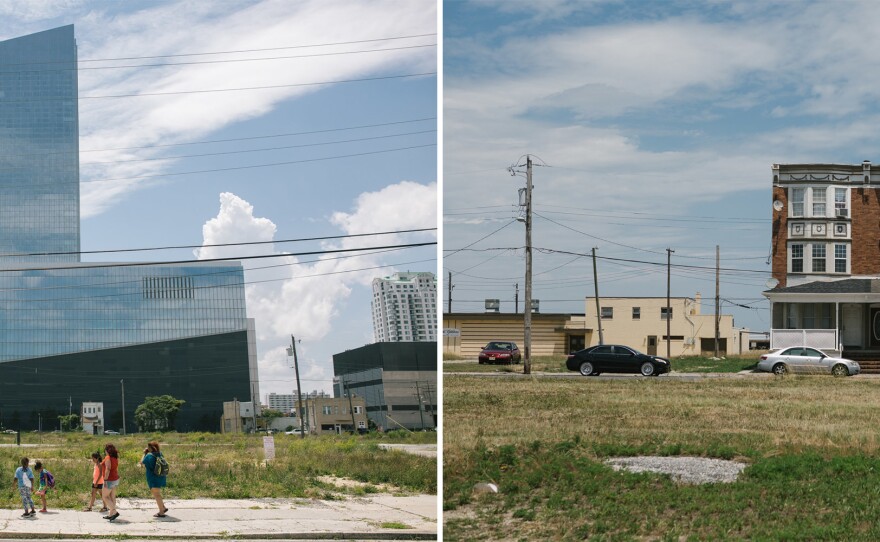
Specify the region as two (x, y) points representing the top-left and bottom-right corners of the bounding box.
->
(478, 341), (522, 365)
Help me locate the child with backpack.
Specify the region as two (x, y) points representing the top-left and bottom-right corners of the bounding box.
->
(32, 460), (54, 513)
(12, 457), (36, 518)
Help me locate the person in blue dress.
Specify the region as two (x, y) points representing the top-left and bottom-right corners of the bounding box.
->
(141, 441), (168, 518)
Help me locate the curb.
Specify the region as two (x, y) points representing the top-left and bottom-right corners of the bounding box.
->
(0, 532), (437, 540)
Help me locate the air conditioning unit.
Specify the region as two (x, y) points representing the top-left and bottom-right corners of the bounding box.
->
(836, 208), (849, 218)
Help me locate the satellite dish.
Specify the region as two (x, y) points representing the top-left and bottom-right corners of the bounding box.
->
(765, 278), (779, 289)
(773, 200), (784, 211)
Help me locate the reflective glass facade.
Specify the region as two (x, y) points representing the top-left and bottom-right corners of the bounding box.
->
(0, 25), (80, 263)
(0, 263), (248, 362)
(0, 26), (257, 432)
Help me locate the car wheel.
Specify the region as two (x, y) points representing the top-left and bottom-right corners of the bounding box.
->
(772, 363), (787, 375)
(478, 359), (484, 365)
(640, 362), (655, 376)
(579, 361), (595, 376)
(832, 364), (849, 377)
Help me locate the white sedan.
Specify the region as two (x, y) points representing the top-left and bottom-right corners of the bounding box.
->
(757, 347), (860, 376)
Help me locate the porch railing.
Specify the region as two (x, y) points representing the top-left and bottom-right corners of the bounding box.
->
(770, 329), (838, 351)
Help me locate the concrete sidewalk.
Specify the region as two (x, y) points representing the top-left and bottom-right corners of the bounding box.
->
(0, 496), (437, 540)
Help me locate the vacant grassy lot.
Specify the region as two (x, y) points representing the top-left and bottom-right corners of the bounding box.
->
(1, 431), (436, 510)
(444, 374), (880, 540)
(444, 353), (763, 374)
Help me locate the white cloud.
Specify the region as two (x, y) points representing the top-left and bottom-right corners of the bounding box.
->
(56, 0), (436, 217)
(198, 181), (436, 396)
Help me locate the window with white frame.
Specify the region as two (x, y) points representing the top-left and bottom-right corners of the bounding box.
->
(812, 187), (826, 217)
(791, 244), (804, 272)
(660, 307), (673, 320)
(812, 244), (826, 272)
(791, 188), (804, 217)
(835, 244), (847, 273)
(835, 188), (847, 217)
(600, 307), (613, 319)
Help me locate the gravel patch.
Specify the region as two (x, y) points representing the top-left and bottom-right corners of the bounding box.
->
(606, 456), (747, 485)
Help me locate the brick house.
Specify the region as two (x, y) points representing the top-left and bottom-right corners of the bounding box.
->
(765, 162), (880, 364)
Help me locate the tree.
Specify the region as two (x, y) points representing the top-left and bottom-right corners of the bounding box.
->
(58, 413), (80, 432)
(258, 408), (285, 430)
(134, 395), (186, 432)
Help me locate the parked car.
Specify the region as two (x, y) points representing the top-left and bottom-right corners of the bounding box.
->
(566, 344), (670, 376)
(285, 428), (308, 435)
(3, 429), (16, 434)
(478, 341), (522, 364)
(103, 429), (119, 435)
(757, 347), (860, 376)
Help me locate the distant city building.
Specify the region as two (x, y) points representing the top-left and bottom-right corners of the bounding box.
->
(269, 396), (368, 434)
(332, 342), (436, 431)
(371, 272), (437, 342)
(266, 393), (297, 414)
(0, 25), (259, 432)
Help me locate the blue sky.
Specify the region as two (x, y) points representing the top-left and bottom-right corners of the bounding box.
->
(0, 0), (437, 398)
(443, 0), (880, 337)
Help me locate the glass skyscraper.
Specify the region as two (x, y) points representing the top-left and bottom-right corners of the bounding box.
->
(0, 26), (258, 432)
(0, 25), (79, 263)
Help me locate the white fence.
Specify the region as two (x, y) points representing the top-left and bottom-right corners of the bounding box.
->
(770, 329), (838, 351)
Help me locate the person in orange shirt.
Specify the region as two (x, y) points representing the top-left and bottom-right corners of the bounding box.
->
(101, 444), (120, 521)
(84, 452), (107, 512)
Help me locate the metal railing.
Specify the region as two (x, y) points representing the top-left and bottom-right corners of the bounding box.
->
(770, 329), (838, 351)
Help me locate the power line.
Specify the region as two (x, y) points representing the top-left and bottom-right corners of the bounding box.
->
(8, 143), (436, 187)
(0, 117), (436, 158)
(76, 129), (436, 166)
(0, 227), (436, 259)
(0, 241), (436, 274)
(0, 33), (438, 67)
(0, 43), (436, 75)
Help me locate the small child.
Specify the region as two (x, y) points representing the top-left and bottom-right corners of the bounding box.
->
(85, 452), (107, 512)
(12, 457), (36, 518)
(32, 460), (51, 513)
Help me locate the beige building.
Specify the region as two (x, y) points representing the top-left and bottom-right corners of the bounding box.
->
(282, 396), (369, 435)
(585, 294), (741, 356)
(443, 312), (590, 357)
(444, 294), (744, 358)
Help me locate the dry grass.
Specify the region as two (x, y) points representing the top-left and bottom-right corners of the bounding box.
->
(444, 374), (880, 455)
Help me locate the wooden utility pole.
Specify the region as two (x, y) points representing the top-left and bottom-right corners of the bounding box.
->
(714, 245), (720, 358)
(447, 271), (453, 314)
(514, 283), (519, 314)
(523, 156), (533, 374)
(290, 336), (305, 438)
(666, 248), (674, 358)
(592, 247), (604, 345)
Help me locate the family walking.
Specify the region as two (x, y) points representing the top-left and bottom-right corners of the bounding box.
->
(12, 441), (168, 521)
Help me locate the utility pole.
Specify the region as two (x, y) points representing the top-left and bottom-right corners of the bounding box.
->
(289, 336), (306, 438)
(120, 379), (126, 435)
(447, 271), (453, 314)
(415, 381), (425, 430)
(514, 283), (519, 314)
(715, 245), (720, 358)
(592, 247), (604, 345)
(523, 156), (533, 374)
(343, 378), (356, 432)
(666, 248), (674, 359)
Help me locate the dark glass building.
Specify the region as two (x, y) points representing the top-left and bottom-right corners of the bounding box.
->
(332, 342), (437, 430)
(0, 26), (258, 432)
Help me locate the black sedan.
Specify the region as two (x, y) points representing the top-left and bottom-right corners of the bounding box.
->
(566, 344), (670, 376)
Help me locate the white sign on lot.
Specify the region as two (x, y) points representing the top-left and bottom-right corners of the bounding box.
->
(263, 436), (275, 461)
(443, 328), (461, 337)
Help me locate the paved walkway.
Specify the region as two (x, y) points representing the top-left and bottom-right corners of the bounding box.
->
(0, 496), (437, 540)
